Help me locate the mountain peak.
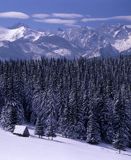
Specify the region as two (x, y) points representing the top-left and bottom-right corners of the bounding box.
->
(9, 23), (29, 29)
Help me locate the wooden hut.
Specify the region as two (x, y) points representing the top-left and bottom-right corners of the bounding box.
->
(13, 125), (30, 137)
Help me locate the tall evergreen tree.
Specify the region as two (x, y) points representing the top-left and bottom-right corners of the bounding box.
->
(113, 91), (129, 152)
(86, 96), (101, 144)
(45, 84), (57, 140)
(0, 101), (17, 132)
(35, 116), (44, 138)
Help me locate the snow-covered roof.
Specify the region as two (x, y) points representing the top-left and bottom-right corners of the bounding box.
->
(13, 125), (28, 135)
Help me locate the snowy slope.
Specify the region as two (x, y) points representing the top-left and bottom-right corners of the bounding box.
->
(112, 34), (131, 52)
(0, 128), (131, 160)
(0, 26), (26, 42)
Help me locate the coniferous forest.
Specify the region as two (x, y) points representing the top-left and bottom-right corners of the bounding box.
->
(0, 56), (131, 150)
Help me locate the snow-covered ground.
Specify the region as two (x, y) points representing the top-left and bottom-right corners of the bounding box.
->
(0, 128), (131, 160)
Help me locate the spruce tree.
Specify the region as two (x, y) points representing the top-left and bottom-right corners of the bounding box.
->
(86, 96), (101, 144)
(45, 84), (57, 140)
(97, 96), (114, 143)
(35, 116), (44, 138)
(0, 101), (17, 132)
(113, 91), (129, 152)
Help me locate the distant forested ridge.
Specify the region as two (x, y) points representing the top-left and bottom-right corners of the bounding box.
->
(0, 56), (131, 150)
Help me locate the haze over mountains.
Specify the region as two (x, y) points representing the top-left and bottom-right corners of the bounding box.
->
(0, 24), (131, 60)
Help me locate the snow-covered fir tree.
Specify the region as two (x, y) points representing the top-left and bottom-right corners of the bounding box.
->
(0, 100), (17, 132)
(0, 99), (24, 132)
(35, 116), (44, 138)
(86, 96), (101, 144)
(113, 91), (129, 152)
(45, 84), (57, 140)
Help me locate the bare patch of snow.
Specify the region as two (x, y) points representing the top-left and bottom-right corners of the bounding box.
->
(113, 30), (120, 38)
(0, 26), (26, 42)
(112, 35), (131, 52)
(0, 128), (131, 160)
(54, 48), (71, 56)
(126, 25), (131, 29)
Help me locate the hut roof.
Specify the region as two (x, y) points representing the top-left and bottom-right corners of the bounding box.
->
(13, 125), (29, 136)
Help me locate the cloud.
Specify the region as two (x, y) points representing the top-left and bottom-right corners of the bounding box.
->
(34, 18), (77, 25)
(32, 13), (50, 19)
(82, 18), (108, 22)
(32, 12), (83, 19)
(82, 16), (131, 22)
(0, 11), (29, 19)
(32, 12), (83, 26)
(112, 16), (131, 21)
(52, 13), (83, 19)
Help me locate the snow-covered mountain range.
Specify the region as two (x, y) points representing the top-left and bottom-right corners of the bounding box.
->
(0, 24), (131, 60)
